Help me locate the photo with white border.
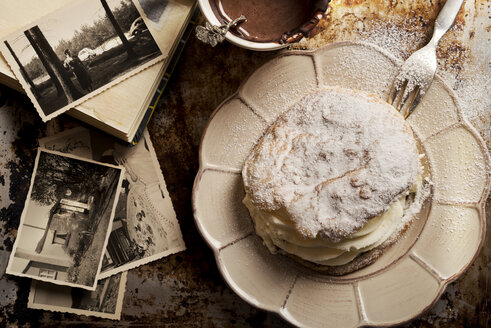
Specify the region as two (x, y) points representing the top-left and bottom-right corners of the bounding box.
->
(39, 127), (186, 279)
(0, 0), (169, 121)
(6, 148), (124, 290)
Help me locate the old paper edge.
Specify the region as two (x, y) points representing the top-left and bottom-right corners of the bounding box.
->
(28, 271), (128, 320)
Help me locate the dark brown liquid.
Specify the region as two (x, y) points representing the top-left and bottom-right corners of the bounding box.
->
(210, 0), (315, 43)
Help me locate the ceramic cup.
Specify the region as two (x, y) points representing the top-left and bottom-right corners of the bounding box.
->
(197, 0), (329, 51)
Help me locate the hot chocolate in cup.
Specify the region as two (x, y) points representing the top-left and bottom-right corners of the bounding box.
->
(198, 0), (330, 51)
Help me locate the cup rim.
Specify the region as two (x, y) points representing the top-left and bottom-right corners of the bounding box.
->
(197, 0), (288, 51)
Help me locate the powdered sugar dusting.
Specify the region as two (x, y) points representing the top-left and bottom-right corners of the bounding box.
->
(242, 87), (421, 243)
(358, 18), (428, 61)
(357, 10), (490, 146)
(300, 2), (490, 147)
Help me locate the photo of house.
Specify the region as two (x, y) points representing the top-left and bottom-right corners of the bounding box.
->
(7, 149), (123, 289)
(13, 195), (93, 281)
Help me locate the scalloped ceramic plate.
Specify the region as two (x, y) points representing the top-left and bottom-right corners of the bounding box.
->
(192, 42), (490, 328)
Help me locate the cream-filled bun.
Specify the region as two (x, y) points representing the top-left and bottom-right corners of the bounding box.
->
(242, 87), (427, 274)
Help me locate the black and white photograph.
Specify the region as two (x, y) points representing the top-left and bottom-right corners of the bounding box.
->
(28, 272), (127, 320)
(136, 0), (170, 30)
(40, 127), (186, 279)
(6, 148), (124, 290)
(0, 0), (165, 121)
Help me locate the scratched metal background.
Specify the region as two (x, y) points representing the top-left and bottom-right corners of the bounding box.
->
(0, 0), (489, 327)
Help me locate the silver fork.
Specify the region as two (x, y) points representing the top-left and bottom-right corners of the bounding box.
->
(388, 0), (464, 118)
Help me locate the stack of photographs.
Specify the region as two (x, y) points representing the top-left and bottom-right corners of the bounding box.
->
(7, 127), (185, 320)
(0, 0), (196, 142)
(0, 0), (167, 122)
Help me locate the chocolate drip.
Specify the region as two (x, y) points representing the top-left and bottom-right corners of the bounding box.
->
(209, 0), (330, 44)
(280, 0), (330, 44)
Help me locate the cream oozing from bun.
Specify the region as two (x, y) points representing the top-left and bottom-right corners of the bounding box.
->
(242, 87), (424, 267)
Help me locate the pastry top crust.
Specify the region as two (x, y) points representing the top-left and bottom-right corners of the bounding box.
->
(242, 87), (420, 243)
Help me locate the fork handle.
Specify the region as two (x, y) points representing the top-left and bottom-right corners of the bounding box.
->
(431, 0), (465, 43)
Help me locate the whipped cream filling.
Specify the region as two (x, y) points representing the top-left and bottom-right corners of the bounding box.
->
(243, 178), (423, 267)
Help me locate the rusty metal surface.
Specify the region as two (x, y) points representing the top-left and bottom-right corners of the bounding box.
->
(0, 0), (489, 327)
